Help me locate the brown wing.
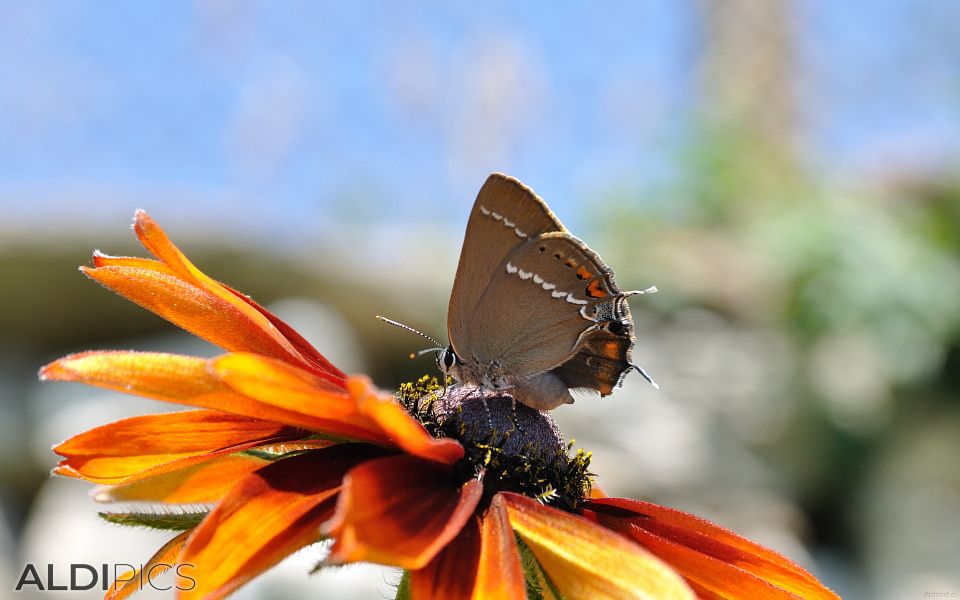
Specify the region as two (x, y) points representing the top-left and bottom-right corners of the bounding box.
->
(447, 174), (565, 350)
(458, 232), (634, 379)
(550, 294), (635, 396)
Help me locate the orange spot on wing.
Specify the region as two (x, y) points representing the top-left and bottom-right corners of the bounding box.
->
(586, 280), (607, 298)
(603, 341), (620, 358)
(576, 266), (592, 280)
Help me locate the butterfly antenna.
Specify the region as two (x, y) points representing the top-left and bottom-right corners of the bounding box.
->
(375, 315), (446, 359)
(414, 347), (444, 357)
(623, 285), (658, 296)
(375, 315), (450, 396)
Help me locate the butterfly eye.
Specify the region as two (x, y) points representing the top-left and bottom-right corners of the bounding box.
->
(441, 347), (458, 370)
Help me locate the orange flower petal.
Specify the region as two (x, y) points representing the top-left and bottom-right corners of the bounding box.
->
(40, 351), (385, 443)
(210, 353), (396, 445)
(409, 505), (528, 600)
(130, 210), (346, 384)
(212, 353), (363, 420)
(53, 409), (304, 484)
(106, 530), (190, 600)
(473, 499), (526, 600)
(498, 492), (694, 600)
(411, 515), (481, 600)
(81, 264), (340, 379)
(583, 499), (838, 600)
(92, 453), (270, 504)
(349, 376), (465, 465)
(324, 455), (482, 569)
(92, 251), (176, 274)
(586, 515), (804, 600)
(180, 445), (386, 600)
(220, 280), (346, 379)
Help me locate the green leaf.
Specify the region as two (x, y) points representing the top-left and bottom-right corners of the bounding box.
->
(98, 510), (206, 531)
(515, 534), (566, 600)
(394, 570), (412, 600)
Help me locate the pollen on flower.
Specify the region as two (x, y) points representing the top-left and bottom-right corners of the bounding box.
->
(396, 376), (593, 512)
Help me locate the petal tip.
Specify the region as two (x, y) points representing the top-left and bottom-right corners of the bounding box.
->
(38, 355), (81, 381)
(51, 464), (80, 478)
(132, 209), (154, 234)
(38, 360), (65, 381)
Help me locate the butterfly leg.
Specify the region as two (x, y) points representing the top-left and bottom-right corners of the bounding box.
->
(475, 390), (493, 431)
(512, 371), (575, 411)
(508, 395), (526, 436)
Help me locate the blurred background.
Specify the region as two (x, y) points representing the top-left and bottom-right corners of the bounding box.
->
(2, 1), (959, 598)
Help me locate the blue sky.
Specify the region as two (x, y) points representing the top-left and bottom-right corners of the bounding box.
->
(1, 1), (957, 245)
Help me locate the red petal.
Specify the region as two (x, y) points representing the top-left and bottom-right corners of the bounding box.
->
(179, 445), (386, 599)
(411, 515), (481, 600)
(584, 498), (838, 600)
(53, 409), (304, 484)
(41, 351), (385, 443)
(410, 503), (527, 600)
(499, 492), (694, 600)
(324, 455), (482, 569)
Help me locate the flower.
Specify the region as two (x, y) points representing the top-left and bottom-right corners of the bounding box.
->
(41, 211), (839, 600)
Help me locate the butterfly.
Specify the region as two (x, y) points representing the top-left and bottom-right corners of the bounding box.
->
(433, 173), (656, 410)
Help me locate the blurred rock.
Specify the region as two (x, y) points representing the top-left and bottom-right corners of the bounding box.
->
(857, 410), (960, 599)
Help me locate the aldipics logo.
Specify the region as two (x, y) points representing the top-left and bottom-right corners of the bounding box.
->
(14, 563), (196, 593)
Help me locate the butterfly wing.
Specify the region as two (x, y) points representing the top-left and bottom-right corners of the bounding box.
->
(447, 174), (565, 349)
(459, 232), (636, 383)
(550, 297), (635, 396)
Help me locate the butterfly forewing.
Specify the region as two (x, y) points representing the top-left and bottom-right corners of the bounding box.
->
(460, 232), (630, 378)
(447, 174), (565, 352)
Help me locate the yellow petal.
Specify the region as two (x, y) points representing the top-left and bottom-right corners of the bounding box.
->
(584, 498), (839, 600)
(498, 492), (694, 600)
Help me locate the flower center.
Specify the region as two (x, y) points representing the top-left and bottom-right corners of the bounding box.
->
(397, 377), (593, 512)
